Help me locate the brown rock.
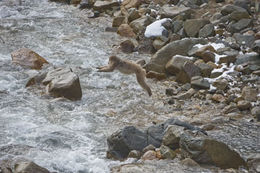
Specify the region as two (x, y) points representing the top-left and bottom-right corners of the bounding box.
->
(120, 39), (135, 53)
(165, 55), (193, 75)
(146, 71), (167, 80)
(121, 0), (142, 9)
(195, 45), (216, 58)
(117, 24), (136, 38)
(212, 94), (226, 103)
(237, 100), (251, 110)
(241, 86), (258, 102)
(212, 78), (228, 90)
(112, 16), (127, 27)
(15, 161), (50, 173)
(176, 62), (201, 84)
(11, 48), (48, 70)
(201, 50), (215, 63)
(141, 150), (157, 160)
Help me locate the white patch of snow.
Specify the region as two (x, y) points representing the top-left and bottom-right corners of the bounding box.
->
(214, 53), (226, 64)
(144, 18), (171, 38)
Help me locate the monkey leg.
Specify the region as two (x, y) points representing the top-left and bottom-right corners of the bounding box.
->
(136, 73), (152, 96)
(97, 65), (116, 72)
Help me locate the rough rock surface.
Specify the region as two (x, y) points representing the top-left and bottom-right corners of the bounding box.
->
(146, 38), (207, 73)
(42, 68), (82, 100)
(11, 48), (48, 70)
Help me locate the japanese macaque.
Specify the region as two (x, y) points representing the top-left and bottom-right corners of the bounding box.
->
(97, 56), (152, 96)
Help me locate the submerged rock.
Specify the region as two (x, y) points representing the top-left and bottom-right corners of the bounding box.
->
(11, 48), (49, 70)
(42, 68), (82, 100)
(15, 161), (50, 173)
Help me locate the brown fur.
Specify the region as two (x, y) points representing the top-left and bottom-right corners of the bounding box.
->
(97, 56), (152, 96)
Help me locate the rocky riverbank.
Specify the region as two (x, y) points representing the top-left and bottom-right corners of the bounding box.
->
(0, 0), (259, 172)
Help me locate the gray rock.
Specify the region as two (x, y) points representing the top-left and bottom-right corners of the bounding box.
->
(234, 33), (255, 48)
(42, 68), (82, 100)
(159, 145), (176, 159)
(180, 132), (247, 169)
(93, 0), (119, 12)
(234, 0), (250, 12)
(146, 38), (207, 73)
(221, 4), (247, 16)
(184, 19), (210, 37)
(228, 18), (252, 33)
(251, 106), (260, 121)
(79, 0), (95, 9)
(165, 55), (193, 75)
(235, 53), (260, 65)
(199, 24), (215, 38)
(14, 161), (50, 173)
(162, 125), (185, 149)
(159, 5), (191, 19)
(252, 40), (260, 54)
(142, 144), (156, 153)
(176, 61), (201, 83)
(191, 76), (210, 89)
(107, 118), (205, 160)
(172, 20), (183, 33)
(107, 126), (148, 160)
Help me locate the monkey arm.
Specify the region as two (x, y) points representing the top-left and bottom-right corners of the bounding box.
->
(97, 63), (116, 72)
(136, 72), (152, 96)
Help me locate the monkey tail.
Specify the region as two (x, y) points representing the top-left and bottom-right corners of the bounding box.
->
(136, 72), (152, 96)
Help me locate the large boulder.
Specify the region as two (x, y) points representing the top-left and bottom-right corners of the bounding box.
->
(14, 161), (50, 173)
(11, 48), (49, 70)
(145, 38), (207, 73)
(107, 118), (206, 160)
(42, 68), (82, 100)
(107, 126), (148, 160)
(184, 19), (210, 37)
(180, 132), (247, 169)
(241, 86), (258, 102)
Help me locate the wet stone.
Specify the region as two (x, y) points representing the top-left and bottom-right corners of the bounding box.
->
(15, 161), (50, 173)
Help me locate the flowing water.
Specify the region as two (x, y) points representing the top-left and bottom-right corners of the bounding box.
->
(0, 1), (259, 173)
(0, 0), (169, 172)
